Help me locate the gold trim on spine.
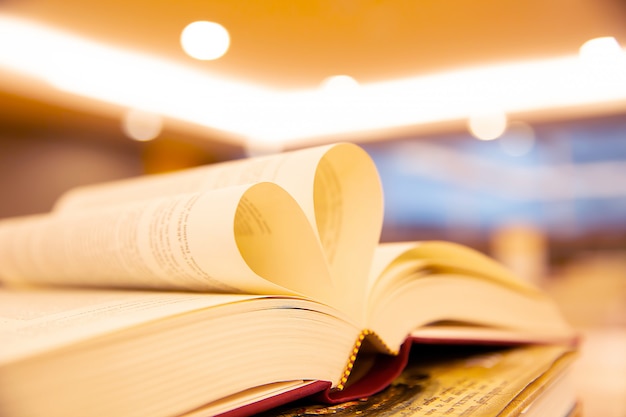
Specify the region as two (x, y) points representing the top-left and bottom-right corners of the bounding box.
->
(336, 329), (400, 390)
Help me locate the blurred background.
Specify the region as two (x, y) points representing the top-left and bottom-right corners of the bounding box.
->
(1, 1), (625, 414)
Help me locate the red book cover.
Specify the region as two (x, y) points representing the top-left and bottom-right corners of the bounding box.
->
(217, 331), (579, 417)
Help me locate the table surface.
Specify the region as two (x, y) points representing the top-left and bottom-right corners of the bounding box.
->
(544, 252), (626, 417)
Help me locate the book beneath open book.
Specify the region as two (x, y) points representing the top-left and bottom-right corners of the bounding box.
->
(0, 143), (576, 417)
(258, 343), (579, 417)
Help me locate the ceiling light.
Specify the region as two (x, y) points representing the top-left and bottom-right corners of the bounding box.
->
(578, 37), (626, 87)
(180, 21), (230, 60)
(122, 109), (163, 141)
(579, 37), (625, 66)
(468, 108), (507, 141)
(320, 75), (360, 92)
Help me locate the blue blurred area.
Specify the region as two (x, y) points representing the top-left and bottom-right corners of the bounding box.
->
(362, 114), (626, 241)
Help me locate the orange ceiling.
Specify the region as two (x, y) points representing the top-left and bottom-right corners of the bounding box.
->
(2, 0), (625, 89)
(0, 0), (625, 145)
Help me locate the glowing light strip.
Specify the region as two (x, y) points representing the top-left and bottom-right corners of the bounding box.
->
(0, 15), (273, 136)
(1, 15), (625, 147)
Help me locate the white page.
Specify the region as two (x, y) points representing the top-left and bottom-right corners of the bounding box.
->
(49, 143), (384, 320)
(0, 287), (260, 364)
(0, 183), (339, 308)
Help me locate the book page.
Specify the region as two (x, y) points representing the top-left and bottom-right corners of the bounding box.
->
(0, 286), (260, 364)
(0, 183), (337, 306)
(53, 144), (337, 219)
(310, 144), (383, 320)
(52, 143), (384, 320)
(367, 241), (541, 301)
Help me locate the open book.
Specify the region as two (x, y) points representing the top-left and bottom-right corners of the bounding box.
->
(0, 143), (575, 417)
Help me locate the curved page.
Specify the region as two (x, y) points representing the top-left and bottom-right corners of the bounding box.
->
(0, 183), (335, 304)
(50, 142), (383, 319)
(367, 241), (541, 299)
